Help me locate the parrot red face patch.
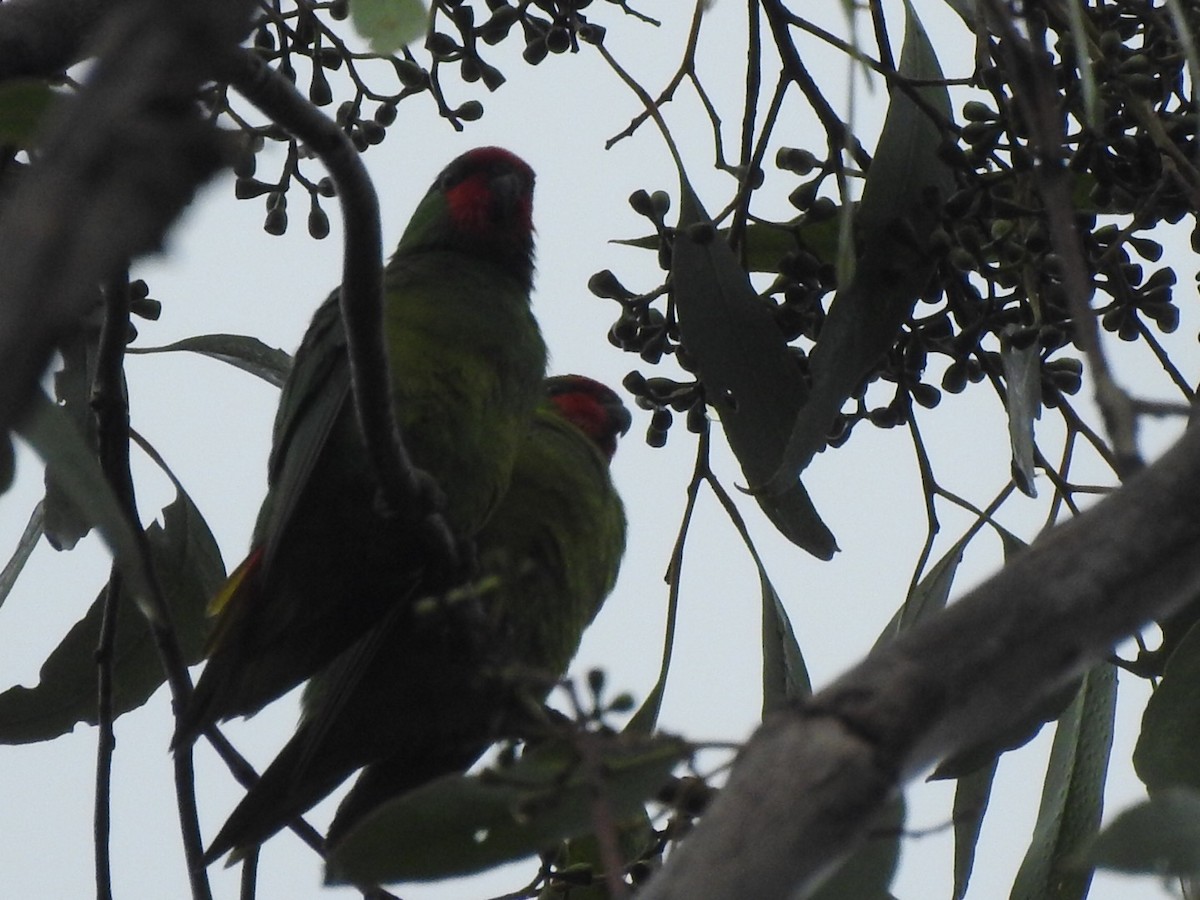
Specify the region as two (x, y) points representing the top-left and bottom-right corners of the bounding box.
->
(443, 146), (535, 238)
(549, 376), (630, 460)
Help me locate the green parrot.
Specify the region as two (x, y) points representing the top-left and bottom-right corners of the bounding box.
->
(175, 147), (547, 746)
(202, 375), (630, 863)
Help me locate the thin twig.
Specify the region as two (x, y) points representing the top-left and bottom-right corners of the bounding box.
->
(92, 273), (131, 900)
(628, 427), (709, 733)
(594, 32), (686, 173)
(238, 848), (258, 900)
(91, 265), (211, 897)
(760, 0), (872, 170)
(200, 725), (327, 855)
(605, 0), (704, 149)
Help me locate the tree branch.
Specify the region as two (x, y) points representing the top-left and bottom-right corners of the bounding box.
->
(0, 0), (113, 79)
(641, 420), (1200, 899)
(91, 272), (132, 900)
(0, 0), (246, 435)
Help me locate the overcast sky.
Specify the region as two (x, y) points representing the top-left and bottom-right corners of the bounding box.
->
(0, 1), (1194, 897)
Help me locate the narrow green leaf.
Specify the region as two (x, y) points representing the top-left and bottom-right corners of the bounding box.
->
(761, 564), (811, 715)
(1134, 619), (1200, 792)
(351, 0), (428, 54)
(1009, 664), (1116, 900)
(672, 184), (836, 558)
(998, 526), (1028, 561)
(16, 392), (155, 617)
(43, 329), (100, 550)
(809, 794), (904, 899)
(951, 757), (999, 900)
(763, 2), (955, 498)
(0, 79), (56, 146)
(325, 734), (688, 886)
(615, 216), (843, 274)
(625, 677), (665, 738)
(0, 502), (44, 611)
(127, 334), (292, 388)
(546, 811), (658, 900)
(932, 677), (1081, 780)
(1000, 326), (1041, 497)
(942, 0), (988, 30)
(1088, 788), (1200, 879)
(873, 536), (967, 653)
(0, 486), (222, 743)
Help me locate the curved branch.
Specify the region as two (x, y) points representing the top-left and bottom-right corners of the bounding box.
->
(219, 47), (459, 567)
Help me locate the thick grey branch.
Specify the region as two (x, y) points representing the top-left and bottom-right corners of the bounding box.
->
(0, 0), (112, 78)
(0, 0), (251, 434)
(642, 421), (1200, 899)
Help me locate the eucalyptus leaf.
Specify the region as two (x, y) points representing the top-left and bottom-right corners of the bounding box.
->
(17, 392), (155, 619)
(808, 794), (904, 900)
(616, 215), (843, 274)
(672, 184), (836, 558)
(1088, 788), (1200, 879)
(0, 486), (222, 743)
(43, 329), (101, 550)
(952, 758), (999, 900)
(326, 733), (687, 886)
(1008, 664), (1116, 900)
(873, 535), (967, 653)
(1134, 619), (1200, 792)
(763, 2), (955, 499)
(761, 563), (810, 714)
(127, 333), (292, 388)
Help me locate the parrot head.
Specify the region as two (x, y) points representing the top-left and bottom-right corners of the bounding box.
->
(398, 146), (536, 285)
(546, 375), (632, 460)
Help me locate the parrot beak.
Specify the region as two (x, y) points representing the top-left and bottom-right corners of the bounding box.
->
(611, 401), (633, 437)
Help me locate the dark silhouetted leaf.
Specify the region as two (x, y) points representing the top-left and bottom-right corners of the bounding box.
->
(1135, 619), (1200, 792)
(127, 333), (292, 388)
(43, 329), (100, 550)
(616, 215), (843, 274)
(1088, 788), (1200, 879)
(932, 677), (1082, 781)
(546, 810), (658, 900)
(761, 563), (811, 715)
(326, 733), (687, 886)
(17, 392), (155, 616)
(873, 535), (968, 654)
(672, 184), (836, 558)
(810, 794), (904, 900)
(763, 2), (955, 499)
(952, 757), (999, 900)
(0, 485), (222, 743)
(1008, 664), (1115, 900)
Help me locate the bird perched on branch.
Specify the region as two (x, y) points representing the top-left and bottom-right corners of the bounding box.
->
(202, 375), (630, 863)
(175, 147), (547, 747)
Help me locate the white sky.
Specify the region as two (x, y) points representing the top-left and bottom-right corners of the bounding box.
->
(0, 1), (1192, 898)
